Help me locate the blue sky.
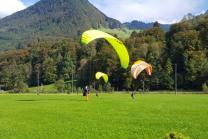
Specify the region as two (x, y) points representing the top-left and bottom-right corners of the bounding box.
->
(0, 0), (207, 23)
(21, 0), (39, 6)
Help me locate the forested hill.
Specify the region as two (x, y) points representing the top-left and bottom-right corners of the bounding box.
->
(0, 0), (121, 50)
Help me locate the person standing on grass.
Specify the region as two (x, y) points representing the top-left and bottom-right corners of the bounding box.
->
(83, 86), (90, 101)
(131, 91), (135, 100)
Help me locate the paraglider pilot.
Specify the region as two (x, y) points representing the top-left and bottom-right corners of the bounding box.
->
(131, 91), (135, 100)
(83, 86), (90, 101)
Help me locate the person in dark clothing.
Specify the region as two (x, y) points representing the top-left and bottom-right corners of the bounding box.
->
(83, 86), (87, 96)
(83, 86), (90, 101)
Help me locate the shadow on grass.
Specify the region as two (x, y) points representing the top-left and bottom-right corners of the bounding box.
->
(16, 99), (40, 102)
(16, 98), (85, 102)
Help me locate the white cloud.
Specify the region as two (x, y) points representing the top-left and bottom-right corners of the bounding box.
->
(90, 0), (205, 24)
(0, 0), (26, 18)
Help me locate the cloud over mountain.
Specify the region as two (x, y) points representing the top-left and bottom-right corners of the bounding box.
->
(0, 0), (26, 18)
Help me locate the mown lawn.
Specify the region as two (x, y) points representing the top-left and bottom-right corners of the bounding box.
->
(0, 93), (207, 139)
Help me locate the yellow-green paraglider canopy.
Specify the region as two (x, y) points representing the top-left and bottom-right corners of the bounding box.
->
(81, 30), (130, 69)
(95, 72), (109, 83)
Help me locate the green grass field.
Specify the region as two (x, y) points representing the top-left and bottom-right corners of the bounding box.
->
(0, 93), (207, 139)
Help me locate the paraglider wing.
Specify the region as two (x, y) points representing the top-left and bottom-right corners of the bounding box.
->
(131, 60), (152, 79)
(95, 72), (109, 83)
(81, 30), (129, 69)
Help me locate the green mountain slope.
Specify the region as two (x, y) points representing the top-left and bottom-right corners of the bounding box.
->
(99, 27), (141, 39)
(0, 0), (121, 50)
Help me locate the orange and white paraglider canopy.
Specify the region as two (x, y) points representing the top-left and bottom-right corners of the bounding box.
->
(131, 60), (152, 79)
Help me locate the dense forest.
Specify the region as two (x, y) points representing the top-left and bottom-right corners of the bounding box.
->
(0, 16), (208, 93)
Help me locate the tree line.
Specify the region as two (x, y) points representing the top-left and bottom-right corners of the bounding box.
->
(0, 17), (207, 92)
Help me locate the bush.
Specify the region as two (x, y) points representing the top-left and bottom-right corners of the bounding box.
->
(65, 84), (71, 94)
(55, 79), (65, 93)
(164, 132), (190, 139)
(13, 81), (28, 93)
(98, 85), (102, 92)
(76, 87), (82, 93)
(104, 83), (113, 92)
(23, 86), (30, 93)
(202, 82), (208, 93)
(40, 84), (45, 93)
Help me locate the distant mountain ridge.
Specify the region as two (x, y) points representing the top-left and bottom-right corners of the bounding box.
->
(0, 0), (121, 50)
(181, 10), (208, 22)
(181, 13), (195, 22)
(124, 10), (208, 31)
(123, 20), (171, 31)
